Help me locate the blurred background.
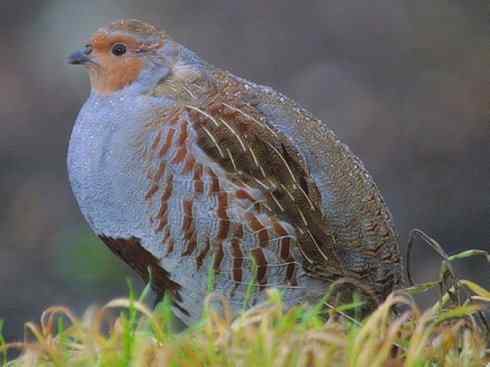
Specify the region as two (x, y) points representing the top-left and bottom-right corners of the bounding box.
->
(1, 0), (488, 342)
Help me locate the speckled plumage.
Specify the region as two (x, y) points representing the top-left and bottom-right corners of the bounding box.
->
(68, 19), (402, 323)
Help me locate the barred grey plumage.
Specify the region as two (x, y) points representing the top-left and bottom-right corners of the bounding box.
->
(68, 19), (402, 324)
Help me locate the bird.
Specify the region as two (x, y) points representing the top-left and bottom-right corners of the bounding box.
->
(67, 19), (402, 324)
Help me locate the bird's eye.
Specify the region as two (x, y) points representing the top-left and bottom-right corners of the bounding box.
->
(85, 44), (93, 55)
(111, 43), (127, 56)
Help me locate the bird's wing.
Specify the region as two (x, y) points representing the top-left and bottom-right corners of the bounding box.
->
(187, 85), (346, 276)
(145, 69), (401, 301)
(246, 76), (403, 298)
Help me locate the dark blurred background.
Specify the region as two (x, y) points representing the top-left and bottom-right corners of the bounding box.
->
(1, 0), (488, 342)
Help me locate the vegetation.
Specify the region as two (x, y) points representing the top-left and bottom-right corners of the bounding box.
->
(2, 231), (489, 367)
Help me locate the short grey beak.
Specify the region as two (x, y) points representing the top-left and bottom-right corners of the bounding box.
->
(67, 47), (92, 65)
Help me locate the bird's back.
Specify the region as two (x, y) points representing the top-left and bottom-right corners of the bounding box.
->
(249, 77), (403, 300)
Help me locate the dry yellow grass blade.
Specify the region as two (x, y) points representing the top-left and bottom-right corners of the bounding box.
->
(4, 288), (489, 367)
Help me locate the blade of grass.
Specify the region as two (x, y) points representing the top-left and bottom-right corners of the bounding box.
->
(242, 257), (258, 311)
(0, 320), (6, 367)
(459, 280), (490, 301)
(448, 249), (490, 263)
(120, 278), (138, 367)
(138, 266), (154, 304)
(207, 256), (216, 293)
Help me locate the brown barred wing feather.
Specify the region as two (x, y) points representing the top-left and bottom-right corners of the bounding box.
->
(183, 74), (348, 285)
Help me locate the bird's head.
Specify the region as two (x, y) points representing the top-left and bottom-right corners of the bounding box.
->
(68, 19), (194, 95)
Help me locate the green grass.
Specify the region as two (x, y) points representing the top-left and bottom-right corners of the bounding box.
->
(3, 287), (489, 367)
(3, 232), (490, 366)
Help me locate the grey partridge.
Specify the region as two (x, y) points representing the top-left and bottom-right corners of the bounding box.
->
(67, 19), (402, 324)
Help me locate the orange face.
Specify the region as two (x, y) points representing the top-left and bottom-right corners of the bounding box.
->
(68, 31), (149, 95)
(87, 32), (146, 95)
(69, 20), (168, 94)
